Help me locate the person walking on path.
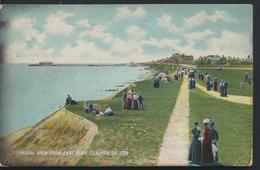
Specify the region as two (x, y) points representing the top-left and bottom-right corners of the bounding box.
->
(223, 80), (228, 97)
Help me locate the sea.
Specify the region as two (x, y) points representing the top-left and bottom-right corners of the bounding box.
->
(0, 64), (151, 136)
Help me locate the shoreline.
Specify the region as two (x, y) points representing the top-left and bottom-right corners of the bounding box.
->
(1, 65), (154, 138)
(101, 67), (154, 100)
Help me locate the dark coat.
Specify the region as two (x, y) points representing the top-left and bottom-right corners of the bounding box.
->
(188, 127), (201, 165)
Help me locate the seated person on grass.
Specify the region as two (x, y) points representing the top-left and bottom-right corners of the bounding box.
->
(98, 105), (114, 116)
(84, 101), (93, 113)
(65, 94), (72, 105)
(65, 94), (78, 105)
(92, 104), (100, 115)
(104, 105), (114, 116)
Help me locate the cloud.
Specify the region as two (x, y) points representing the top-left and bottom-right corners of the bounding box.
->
(9, 17), (47, 43)
(156, 14), (180, 33)
(206, 30), (252, 57)
(183, 10), (238, 29)
(126, 25), (147, 39)
(116, 6), (147, 19)
(4, 41), (54, 63)
(156, 14), (215, 49)
(79, 25), (114, 43)
(111, 38), (143, 55)
(184, 29), (215, 41)
(76, 19), (90, 29)
(3, 7), (250, 64)
(172, 30), (252, 58)
(9, 17), (35, 29)
(44, 10), (74, 34)
(143, 37), (181, 48)
(59, 40), (114, 63)
(59, 40), (152, 63)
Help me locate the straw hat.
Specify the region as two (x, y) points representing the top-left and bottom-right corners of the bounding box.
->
(203, 118), (211, 124)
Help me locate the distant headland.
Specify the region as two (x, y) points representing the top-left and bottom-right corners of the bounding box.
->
(28, 61), (140, 67)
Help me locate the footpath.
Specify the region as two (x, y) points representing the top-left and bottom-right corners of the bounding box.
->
(157, 76), (190, 166)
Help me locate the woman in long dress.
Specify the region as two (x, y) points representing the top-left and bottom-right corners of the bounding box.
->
(126, 91), (132, 109)
(201, 118), (214, 165)
(131, 92), (139, 110)
(188, 122), (201, 165)
(122, 90), (127, 109)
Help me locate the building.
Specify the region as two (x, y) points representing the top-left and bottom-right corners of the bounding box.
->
(171, 53), (194, 64)
(155, 53), (194, 64)
(206, 55), (221, 65)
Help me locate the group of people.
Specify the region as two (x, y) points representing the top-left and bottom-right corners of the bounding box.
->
(122, 90), (144, 110)
(65, 94), (78, 105)
(153, 72), (172, 88)
(203, 74), (228, 97)
(84, 102), (114, 116)
(188, 118), (219, 166)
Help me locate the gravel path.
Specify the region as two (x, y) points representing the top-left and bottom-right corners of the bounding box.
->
(157, 76), (190, 166)
(196, 83), (252, 105)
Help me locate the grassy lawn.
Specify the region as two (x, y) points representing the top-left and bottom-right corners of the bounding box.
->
(189, 88), (253, 166)
(144, 63), (176, 74)
(66, 78), (181, 166)
(196, 68), (253, 96)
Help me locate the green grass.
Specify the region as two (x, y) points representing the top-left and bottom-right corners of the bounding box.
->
(66, 79), (181, 166)
(189, 88), (253, 166)
(196, 68), (253, 96)
(143, 63), (176, 74)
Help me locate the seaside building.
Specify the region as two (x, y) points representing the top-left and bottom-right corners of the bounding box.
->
(206, 55), (221, 65)
(155, 53), (194, 64)
(171, 53), (194, 64)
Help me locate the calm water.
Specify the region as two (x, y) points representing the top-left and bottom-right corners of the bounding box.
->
(0, 64), (151, 136)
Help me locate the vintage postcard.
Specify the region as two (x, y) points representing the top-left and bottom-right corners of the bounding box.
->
(0, 4), (253, 166)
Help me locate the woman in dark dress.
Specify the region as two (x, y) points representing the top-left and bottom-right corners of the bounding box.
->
(122, 90), (127, 109)
(188, 122), (201, 165)
(201, 118), (214, 165)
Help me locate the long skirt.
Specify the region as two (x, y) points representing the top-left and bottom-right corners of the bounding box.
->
(131, 100), (138, 110)
(122, 99), (127, 109)
(126, 99), (132, 109)
(201, 141), (213, 165)
(206, 82), (211, 90)
(188, 139), (201, 165)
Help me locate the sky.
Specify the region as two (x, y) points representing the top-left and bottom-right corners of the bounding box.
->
(0, 4), (253, 64)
